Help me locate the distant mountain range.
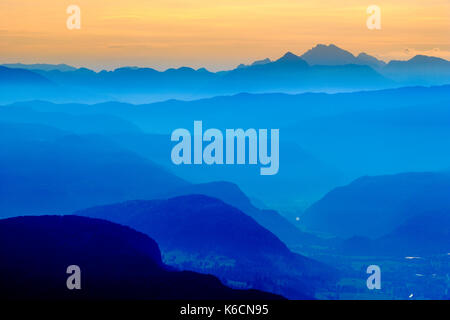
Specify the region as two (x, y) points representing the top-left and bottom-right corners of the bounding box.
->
(0, 215), (283, 300)
(75, 195), (337, 299)
(375, 212), (450, 255)
(1, 44), (449, 103)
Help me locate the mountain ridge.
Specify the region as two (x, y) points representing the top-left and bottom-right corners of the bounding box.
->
(2, 43), (449, 103)
(75, 194), (337, 299)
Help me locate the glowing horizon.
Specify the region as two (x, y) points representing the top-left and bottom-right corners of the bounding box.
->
(1, 0), (449, 71)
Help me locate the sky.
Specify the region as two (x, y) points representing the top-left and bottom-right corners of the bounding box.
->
(1, 0), (449, 71)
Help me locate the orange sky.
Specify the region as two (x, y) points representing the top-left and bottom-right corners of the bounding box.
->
(1, 0), (449, 71)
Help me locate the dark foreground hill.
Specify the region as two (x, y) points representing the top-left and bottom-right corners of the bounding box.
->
(0, 215), (283, 300)
(76, 195), (337, 299)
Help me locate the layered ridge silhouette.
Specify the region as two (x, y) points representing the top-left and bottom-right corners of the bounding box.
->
(75, 195), (336, 299)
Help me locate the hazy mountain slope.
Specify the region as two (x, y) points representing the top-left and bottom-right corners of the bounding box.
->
(0, 215), (282, 300)
(0, 104), (141, 134)
(164, 181), (323, 247)
(301, 172), (450, 238)
(286, 97), (450, 178)
(111, 132), (342, 211)
(356, 53), (386, 69)
(339, 212), (450, 256)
